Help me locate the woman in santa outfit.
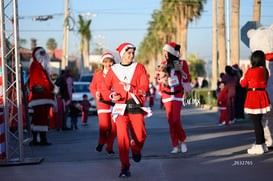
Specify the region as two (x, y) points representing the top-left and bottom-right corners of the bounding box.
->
(156, 42), (190, 154)
(89, 53), (117, 155)
(240, 50), (271, 155)
(28, 47), (56, 146)
(102, 43), (149, 178)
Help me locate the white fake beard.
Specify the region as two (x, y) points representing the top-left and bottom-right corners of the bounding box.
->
(37, 53), (51, 74)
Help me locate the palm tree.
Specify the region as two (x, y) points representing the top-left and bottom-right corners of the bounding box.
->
(218, 0), (227, 74)
(78, 15), (92, 73)
(231, 0), (240, 65)
(161, 0), (205, 60)
(46, 38), (57, 53)
(211, 0), (218, 89)
(253, 0), (261, 22)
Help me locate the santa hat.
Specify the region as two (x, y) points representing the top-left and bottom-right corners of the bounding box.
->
(232, 64), (239, 71)
(116, 43), (135, 58)
(100, 53), (115, 62)
(163, 42), (181, 57)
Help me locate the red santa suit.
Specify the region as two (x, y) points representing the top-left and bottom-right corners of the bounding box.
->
(89, 66), (116, 153)
(157, 42), (190, 153)
(240, 67), (271, 114)
(28, 47), (55, 145)
(217, 87), (229, 125)
(157, 59), (190, 147)
(103, 61), (149, 171)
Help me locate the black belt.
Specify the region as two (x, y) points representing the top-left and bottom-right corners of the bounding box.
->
(163, 89), (181, 95)
(99, 99), (115, 106)
(127, 104), (142, 109)
(248, 88), (265, 91)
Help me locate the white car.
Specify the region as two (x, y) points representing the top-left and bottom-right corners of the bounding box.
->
(72, 81), (97, 115)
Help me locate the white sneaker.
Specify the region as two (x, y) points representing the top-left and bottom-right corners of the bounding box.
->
(247, 144), (264, 155)
(229, 119), (236, 125)
(170, 147), (179, 154)
(262, 143), (269, 153)
(181, 143), (188, 153)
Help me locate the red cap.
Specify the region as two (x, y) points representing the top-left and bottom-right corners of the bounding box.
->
(116, 43), (135, 58)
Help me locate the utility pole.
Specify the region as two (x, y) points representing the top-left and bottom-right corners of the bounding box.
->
(253, 0), (261, 22)
(62, 0), (69, 70)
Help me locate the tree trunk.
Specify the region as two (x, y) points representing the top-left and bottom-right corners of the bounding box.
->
(231, 0), (240, 65)
(253, 0), (261, 22)
(211, 0), (218, 90)
(218, 0), (227, 74)
(180, 18), (188, 60)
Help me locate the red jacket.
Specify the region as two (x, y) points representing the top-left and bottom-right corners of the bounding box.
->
(157, 60), (190, 103)
(28, 60), (55, 107)
(89, 70), (112, 114)
(217, 87), (228, 109)
(240, 67), (270, 114)
(103, 62), (149, 107)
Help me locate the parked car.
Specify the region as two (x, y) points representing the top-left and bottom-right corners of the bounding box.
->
(79, 73), (94, 83)
(72, 81), (97, 115)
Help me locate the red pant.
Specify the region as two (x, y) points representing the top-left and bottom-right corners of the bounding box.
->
(116, 113), (146, 170)
(219, 109), (229, 125)
(164, 101), (186, 147)
(81, 111), (88, 123)
(31, 104), (51, 131)
(98, 113), (117, 152)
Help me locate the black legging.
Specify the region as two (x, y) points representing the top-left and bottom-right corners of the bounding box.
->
(250, 114), (265, 144)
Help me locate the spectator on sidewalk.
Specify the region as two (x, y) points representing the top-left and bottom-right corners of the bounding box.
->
(240, 50), (271, 155)
(69, 101), (81, 130)
(216, 81), (229, 126)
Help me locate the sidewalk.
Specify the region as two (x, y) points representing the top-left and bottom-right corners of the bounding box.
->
(0, 104), (272, 181)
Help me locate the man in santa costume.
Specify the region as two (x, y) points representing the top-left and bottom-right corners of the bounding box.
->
(102, 43), (149, 178)
(28, 47), (55, 146)
(156, 42), (190, 154)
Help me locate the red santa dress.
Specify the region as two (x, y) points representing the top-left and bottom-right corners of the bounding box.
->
(103, 62), (149, 171)
(89, 70), (117, 152)
(240, 67), (271, 114)
(28, 47), (55, 132)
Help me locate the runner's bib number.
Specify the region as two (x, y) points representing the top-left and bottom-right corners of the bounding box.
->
(168, 76), (179, 87)
(112, 103), (127, 116)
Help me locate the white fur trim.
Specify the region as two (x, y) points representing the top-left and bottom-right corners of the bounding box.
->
(101, 54), (114, 62)
(163, 44), (179, 57)
(31, 124), (48, 132)
(98, 109), (112, 114)
(244, 106), (271, 114)
(28, 99), (56, 107)
(119, 44), (135, 58)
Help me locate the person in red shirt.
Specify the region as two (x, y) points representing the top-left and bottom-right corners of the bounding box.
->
(89, 53), (117, 155)
(216, 82), (229, 126)
(156, 42), (190, 154)
(240, 50), (271, 155)
(102, 43), (149, 178)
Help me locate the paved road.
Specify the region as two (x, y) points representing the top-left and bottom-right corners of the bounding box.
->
(0, 102), (272, 181)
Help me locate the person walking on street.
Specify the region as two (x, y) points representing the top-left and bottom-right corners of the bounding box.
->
(28, 47), (56, 146)
(156, 42), (190, 154)
(81, 94), (91, 125)
(89, 53), (117, 155)
(240, 50), (271, 155)
(70, 101), (81, 130)
(102, 43), (149, 178)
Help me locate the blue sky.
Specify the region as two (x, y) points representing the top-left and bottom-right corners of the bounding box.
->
(18, 0), (273, 61)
